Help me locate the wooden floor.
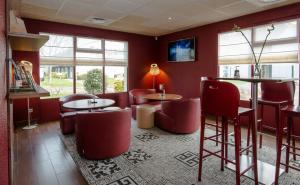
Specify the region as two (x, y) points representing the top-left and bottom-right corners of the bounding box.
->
(13, 121), (281, 185)
(13, 122), (88, 185)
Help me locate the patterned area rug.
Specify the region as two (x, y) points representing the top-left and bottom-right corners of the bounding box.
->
(61, 120), (300, 185)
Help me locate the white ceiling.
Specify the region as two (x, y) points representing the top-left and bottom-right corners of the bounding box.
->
(10, 0), (300, 36)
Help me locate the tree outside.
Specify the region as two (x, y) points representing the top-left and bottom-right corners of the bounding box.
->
(83, 69), (103, 94)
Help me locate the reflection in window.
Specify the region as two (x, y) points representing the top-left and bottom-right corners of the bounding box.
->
(40, 65), (74, 98)
(105, 66), (127, 93)
(76, 66), (103, 94)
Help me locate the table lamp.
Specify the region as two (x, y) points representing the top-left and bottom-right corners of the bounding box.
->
(149, 63), (160, 89)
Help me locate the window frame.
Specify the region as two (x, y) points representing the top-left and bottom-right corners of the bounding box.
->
(39, 33), (129, 98)
(218, 19), (300, 103)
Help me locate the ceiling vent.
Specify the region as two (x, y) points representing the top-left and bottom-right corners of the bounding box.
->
(85, 16), (113, 25)
(246, 0), (287, 6)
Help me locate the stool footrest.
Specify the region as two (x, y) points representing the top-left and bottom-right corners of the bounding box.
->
(280, 162), (300, 171)
(204, 134), (222, 140)
(240, 164), (255, 176)
(282, 143), (300, 152)
(240, 145), (252, 154)
(203, 149), (222, 158)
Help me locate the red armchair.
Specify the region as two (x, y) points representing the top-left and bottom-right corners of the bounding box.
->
(59, 94), (98, 134)
(129, 89), (161, 119)
(154, 98), (200, 134)
(75, 109), (131, 160)
(97, 92), (128, 109)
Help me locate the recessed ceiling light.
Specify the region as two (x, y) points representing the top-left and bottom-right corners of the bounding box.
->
(259, 0), (281, 2)
(168, 17), (172, 20)
(84, 16), (115, 26)
(246, 0), (286, 7)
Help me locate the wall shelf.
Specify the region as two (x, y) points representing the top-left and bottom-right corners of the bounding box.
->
(9, 85), (50, 100)
(8, 32), (49, 51)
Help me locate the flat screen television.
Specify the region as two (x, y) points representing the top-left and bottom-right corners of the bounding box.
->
(168, 37), (195, 62)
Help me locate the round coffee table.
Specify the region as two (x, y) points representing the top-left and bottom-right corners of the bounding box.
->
(62, 98), (115, 111)
(142, 93), (182, 101)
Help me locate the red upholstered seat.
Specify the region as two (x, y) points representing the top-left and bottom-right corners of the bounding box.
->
(59, 94), (99, 134)
(129, 89), (159, 119)
(97, 92), (129, 109)
(75, 109), (131, 160)
(154, 98), (200, 134)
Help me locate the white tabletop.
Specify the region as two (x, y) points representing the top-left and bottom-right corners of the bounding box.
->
(63, 98), (115, 110)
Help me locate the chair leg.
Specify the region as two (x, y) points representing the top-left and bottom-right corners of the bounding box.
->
(216, 116), (219, 146)
(291, 120), (296, 161)
(285, 116), (292, 173)
(224, 118), (228, 164)
(234, 118), (241, 185)
(275, 106), (283, 185)
(221, 116), (226, 171)
(198, 115), (206, 181)
(259, 104), (264, 148)
(250, 110), (258, 185)
(246, 114), (251, 155)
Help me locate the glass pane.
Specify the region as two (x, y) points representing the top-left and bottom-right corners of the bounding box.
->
(105, 51), (128, 61)
(76, 52), (103, 60)
(40, 46), (73, 58)
(259, 63), (299, 105)
(40, 34), (74, 60)
(219, 64), (251, 100)
(261, 63), (298, 79)
(254, 43), (298, 63)
(40, 65), (74, 98)
(219, 43), (251, 57)
(76, 66), (103, 94)
(105, 66), (127, 93)
(77, 37), (102, 50)
(42, 34), (73, 47)
(105, 40), (128, 51)
(254, 20), (297, 42)
(254, 43), (298, 54)
(219, 29), (251, 46)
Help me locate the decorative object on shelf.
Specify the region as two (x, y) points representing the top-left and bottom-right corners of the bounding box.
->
(149, 64), (160, 89)
(233, 24), (275, 78)
(234, 66), (240, 78)
(9, 59), (37, 92)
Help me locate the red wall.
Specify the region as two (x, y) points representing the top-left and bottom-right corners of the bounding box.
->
(13, 19), (158, 123)
(157, 2), (300, 98)
(0, 0), (8, 184)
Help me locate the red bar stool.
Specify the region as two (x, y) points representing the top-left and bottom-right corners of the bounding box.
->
(201, 77), (220, 146)
(258, 81), (295, 149)
(275, 105), (300, 185)
(201, 77), (252, 154)
(198, 80), (258, 185)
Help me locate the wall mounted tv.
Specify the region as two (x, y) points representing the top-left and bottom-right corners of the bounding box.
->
(168, 37), (195, 62)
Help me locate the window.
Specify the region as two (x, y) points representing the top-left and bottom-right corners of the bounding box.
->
(40, 34), (74, 98)
(40, 34), (128, 98)
(218, 20), (299, 104)
(218, 28), (252, 100)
